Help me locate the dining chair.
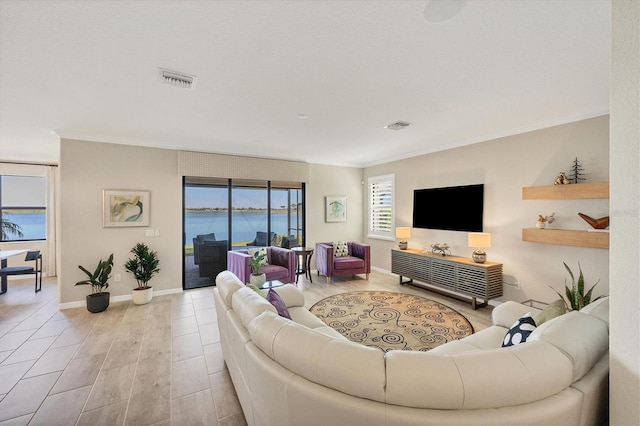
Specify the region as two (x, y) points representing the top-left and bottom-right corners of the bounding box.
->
(0, 250), (42, 293)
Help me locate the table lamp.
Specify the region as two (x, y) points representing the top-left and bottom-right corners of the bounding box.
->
(468, 232), (491, 263)
(395, 227), (411, 250)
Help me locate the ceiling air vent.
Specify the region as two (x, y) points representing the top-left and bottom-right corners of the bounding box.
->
(159, 69), (197, 89)
(385, 121), (412, 130)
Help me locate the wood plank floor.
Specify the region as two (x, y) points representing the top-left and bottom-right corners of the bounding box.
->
(0, 270), (492, 425)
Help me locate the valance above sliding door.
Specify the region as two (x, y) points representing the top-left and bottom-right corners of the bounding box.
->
(177, 151), (309, 183)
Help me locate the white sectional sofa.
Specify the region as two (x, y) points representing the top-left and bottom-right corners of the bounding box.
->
(213, 271), (609, 426)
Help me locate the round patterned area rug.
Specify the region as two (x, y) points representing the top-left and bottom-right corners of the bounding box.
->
(309, 291), (474, 352)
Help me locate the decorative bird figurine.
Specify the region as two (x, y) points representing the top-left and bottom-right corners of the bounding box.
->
(578, 213), (609, 229)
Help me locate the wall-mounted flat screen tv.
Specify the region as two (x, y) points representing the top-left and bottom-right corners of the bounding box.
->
(412, 184), (484, 232)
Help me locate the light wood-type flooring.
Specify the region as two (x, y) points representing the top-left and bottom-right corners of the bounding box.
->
(0, 270), (493, 425)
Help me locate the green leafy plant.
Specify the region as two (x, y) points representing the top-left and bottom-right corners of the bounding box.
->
(76, 254), (114, 295)
(550, 262), (604, 311)
(249, 251), (267, 275)
(1, 218), (23, 240)
(124, 243), (160, 289)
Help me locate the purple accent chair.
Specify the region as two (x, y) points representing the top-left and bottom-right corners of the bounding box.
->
(227, 246), (296, 284)
(315, 242), (371, 284)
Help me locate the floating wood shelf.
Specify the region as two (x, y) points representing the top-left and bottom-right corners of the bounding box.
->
(522, 228), (609, 249)
(522, 182), (609, 200)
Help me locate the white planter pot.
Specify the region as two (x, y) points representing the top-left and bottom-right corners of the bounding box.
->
(249, 273), (266, 287)
(536, 221), (546, 229)
(132, 286), (153, 305)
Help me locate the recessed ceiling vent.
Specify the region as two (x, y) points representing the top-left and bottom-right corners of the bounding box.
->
(385, 121), (412, 130)
(159, 68), (197, 89)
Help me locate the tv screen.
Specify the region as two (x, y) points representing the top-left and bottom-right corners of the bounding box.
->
(412, 184), (484, 232)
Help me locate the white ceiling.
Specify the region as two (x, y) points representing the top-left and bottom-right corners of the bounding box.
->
(0, 0), (611, 167)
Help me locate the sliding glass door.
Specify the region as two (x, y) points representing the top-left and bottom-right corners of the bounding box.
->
(184, 178), (230, 289)
(183, 178), (305, 289)
(231, 181), (268, 248)
(271, 183), (303, 248)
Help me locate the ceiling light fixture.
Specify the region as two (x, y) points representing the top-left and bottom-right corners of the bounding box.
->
(297, 114), (309, 119)
(423, 0), (467, 23)
(159, 68), (197, 89)
(385, 121), (412, 130)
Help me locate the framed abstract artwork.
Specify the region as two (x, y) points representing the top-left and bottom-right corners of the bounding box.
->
(103, 190), (150, 227)
(325, 196), (347, 223)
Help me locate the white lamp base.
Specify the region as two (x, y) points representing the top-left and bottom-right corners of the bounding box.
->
(398, 241), (408, 250)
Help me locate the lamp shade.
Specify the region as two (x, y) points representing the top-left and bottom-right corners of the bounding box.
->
(468, 232), (491, 248)
(396, 227), (412, 239)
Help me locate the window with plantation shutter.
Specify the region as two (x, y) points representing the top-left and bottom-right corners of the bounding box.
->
(368, 174), (395, 240)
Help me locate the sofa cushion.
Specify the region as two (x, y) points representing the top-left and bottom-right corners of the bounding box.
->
(502, 313), (536, 347)
(431, 326), (507, 354)
(386, 341), (573, 409)
(267, 289), (291, 320)
(333, 256), (364, 271)
(232, 286), (277, 329)
(492, 301), (542, 328)
(271, 285), (305, 308)
(216, 271), (245, 307)
(534, 298), (567, 326)
(196, 233), (216, 242)
(249, 311), (386, 403)
(580, 296), (609, 326)
(528, 310), (609, 381)
(333, 241), (349, 257)
(288, 307), (327, 329)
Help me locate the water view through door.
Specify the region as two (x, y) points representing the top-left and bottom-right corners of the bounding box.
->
(183, 178), (304, 289)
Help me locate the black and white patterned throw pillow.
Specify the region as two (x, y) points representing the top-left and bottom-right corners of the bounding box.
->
(502, 313), (537, 347)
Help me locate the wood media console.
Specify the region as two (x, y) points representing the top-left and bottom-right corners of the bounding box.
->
(391, 248), (503, 309)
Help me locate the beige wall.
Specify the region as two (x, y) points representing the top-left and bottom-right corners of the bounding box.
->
(305, 163), (364, 255)
(364, 116), (610, 304)
(59, 140), (183, 304)
(58, 140), (366, 304)
(610, 0), (640, 423)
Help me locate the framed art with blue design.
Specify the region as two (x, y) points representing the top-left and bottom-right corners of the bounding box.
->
(325, 195), (347, 223)
(103, 189), (150, 227)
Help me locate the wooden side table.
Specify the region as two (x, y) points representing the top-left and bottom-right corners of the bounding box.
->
(292, 247), (314, 284)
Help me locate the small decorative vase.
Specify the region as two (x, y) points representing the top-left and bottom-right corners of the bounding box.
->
(132, 286), (153, 305)
(536, 221), (546, 229)
(249, 273), (267, 286)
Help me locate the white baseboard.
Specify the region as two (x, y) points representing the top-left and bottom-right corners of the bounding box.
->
(59, 287), (183, 310)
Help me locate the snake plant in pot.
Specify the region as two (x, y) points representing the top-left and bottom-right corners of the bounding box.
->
(550, 262), (604, 311)
(125, 242), (160, 305)
(76, 254), (114, 313)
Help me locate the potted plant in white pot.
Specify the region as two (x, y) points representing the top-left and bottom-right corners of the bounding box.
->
(249, 249), (267, 286)
(124, 242), (160, 305)
(75, 254), (114, 313)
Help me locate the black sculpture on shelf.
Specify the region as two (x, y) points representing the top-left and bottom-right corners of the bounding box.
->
(568, 157), (586, 184)
(431, 243), (451, 257)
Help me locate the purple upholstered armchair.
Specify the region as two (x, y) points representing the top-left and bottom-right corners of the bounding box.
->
(315, 242), (371, 284)
(227, 246), (296, 284)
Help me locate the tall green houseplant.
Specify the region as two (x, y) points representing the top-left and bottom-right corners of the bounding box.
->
(124, 242), (160, 289)
(551, 262), (604, 311)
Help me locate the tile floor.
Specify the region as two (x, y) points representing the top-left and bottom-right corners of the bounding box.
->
(0, 277), (244, 426)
